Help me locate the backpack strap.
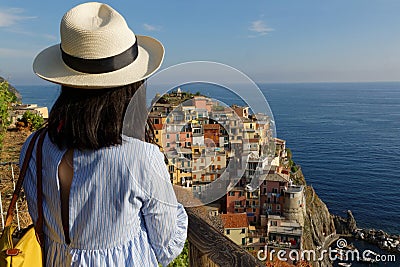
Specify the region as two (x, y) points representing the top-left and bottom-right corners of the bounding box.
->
(34, 128), (47, 246)
(4, 128), (44, 227)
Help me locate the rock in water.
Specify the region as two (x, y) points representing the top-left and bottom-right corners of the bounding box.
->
(332, 210), (357, 235)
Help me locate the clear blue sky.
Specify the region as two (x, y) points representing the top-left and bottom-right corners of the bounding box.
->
(0, 0), (399, 85)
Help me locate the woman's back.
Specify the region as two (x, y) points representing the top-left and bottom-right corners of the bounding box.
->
(21, 133), (187, 266)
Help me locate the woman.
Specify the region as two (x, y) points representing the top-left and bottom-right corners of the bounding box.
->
(20, 2), (187, 266)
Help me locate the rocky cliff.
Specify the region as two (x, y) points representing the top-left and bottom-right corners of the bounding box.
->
(291, 167), (356, 267)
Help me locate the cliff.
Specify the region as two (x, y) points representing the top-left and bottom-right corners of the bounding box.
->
(291, 165), (356, 266)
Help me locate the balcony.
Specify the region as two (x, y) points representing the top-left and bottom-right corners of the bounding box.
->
(267, 240), (292, 249)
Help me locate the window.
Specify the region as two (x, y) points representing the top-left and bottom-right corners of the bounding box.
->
(226, 229), (230, 235)
(166, 142), (170, 147)
(186, 133), (190, 138)
(166, 134), (170, 139)
(242, 238), (246, 245)
(277, 204), (280, 210)
(271, 221), (277, 226)
(241, 228), (245, 234)
(229, 192), (235, 196)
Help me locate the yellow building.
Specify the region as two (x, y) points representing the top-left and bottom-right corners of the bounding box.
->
(220, 213), (249, 246)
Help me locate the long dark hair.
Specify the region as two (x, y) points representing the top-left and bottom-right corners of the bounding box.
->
(48, 80), (155, 150)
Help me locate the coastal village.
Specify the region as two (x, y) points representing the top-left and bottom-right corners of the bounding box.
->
(149, 88), (307, 262)
(1, 81), (398, 266)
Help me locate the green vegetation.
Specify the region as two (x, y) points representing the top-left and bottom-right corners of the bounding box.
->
(291, 164), (299, 173)
(18, 111), (44, 131)
(285, 148), (292, 159)
(158, 240), (189, 267)
(0, 81), (18, 147)
(158, 90), (204, 106)
(168, 240), (189, 266)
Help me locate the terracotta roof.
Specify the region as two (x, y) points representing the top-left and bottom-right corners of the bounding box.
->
(220, 213), (249, 229)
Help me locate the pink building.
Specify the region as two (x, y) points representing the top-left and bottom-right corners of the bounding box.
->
(178, 131), (192, 148)
(260, 172), (289, 216)
(192, 96), (207, 110)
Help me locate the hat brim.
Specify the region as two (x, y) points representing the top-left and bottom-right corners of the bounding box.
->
(33, 35), (164, 89)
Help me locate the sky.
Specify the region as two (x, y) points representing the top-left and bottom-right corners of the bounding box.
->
(0, 0), (399, 85)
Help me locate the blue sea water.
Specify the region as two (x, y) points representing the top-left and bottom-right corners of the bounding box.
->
(17, 82), (400, 236)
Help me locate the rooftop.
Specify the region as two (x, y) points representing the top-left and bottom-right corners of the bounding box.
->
(263, 173), (290, 183)
(220, 213), (249, 229)
(284, 185), (304, 194)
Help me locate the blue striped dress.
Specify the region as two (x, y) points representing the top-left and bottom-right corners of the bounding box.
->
(20, 133), (188, 266)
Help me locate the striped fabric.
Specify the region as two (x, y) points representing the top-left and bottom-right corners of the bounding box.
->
(20, 133), (188, 267)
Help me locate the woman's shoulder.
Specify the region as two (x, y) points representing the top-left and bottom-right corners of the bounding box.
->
(121, 135), (160, 154)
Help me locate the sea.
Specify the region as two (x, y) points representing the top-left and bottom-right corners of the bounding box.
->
(17, 82), (400, 265)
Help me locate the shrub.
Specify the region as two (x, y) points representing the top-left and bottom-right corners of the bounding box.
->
(168, 240), (188, 266)
(18, 111), (44, 131)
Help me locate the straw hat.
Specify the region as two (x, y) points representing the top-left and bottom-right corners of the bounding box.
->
(33, 2), (164, 89)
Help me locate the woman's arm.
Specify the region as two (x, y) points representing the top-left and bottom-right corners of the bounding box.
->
(140, 146), (188, 267)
